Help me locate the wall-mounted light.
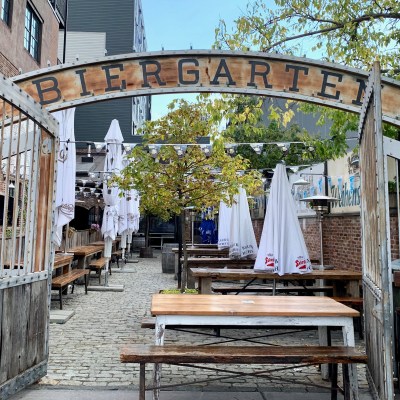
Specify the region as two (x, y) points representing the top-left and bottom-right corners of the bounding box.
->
(8, 181), (15, 197)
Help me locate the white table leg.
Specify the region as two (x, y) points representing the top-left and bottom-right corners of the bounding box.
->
(318, 326), (329, 379)
(342, 319), (359, 400)
(153, 319), (165, 400)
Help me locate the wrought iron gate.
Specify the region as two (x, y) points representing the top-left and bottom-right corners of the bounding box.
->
(359, 61), (394, 399)
(0, 75), (57, 398)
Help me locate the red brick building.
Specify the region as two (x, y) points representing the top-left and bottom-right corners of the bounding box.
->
(0, 0), (61, 77)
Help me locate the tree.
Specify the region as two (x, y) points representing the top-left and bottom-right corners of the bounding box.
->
(113, 97), (262, 290)
(215, 0), (400, 74)
(221, 95), (327, 169)
(214, 0), (400, 154)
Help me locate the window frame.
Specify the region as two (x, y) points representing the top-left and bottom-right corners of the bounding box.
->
(24, 3), (41, 62)
(1, 0), (12, 27)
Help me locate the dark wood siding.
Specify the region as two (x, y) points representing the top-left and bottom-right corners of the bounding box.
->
(68, 0), (135, 142)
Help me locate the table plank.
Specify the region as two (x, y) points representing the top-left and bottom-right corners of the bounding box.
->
(186, 258), (254, 267)
(53, 253), (74, 268)
(68, 245), (103, 257)
(172, 247), (229, 257)
(190, 268), (362, 280)
(151, 294), (359, 317)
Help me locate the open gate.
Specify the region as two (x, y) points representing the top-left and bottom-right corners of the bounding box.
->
(0, 76), (57, 398)
(1, 50), (400, 398)
(359, 61), (394, 399)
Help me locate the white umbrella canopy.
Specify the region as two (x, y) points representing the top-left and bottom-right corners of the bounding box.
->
(101, 119), (124, 258)
(217, 200), (231, 250)
(52, 108), (76, 247)
(118, 151), (140, 258)
(229, 187), (258, 259)
(254, 163), (312, 275)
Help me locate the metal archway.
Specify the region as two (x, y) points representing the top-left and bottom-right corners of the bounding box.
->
(7, 49), (400, 128)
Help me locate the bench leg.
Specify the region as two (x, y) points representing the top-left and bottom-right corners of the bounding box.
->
(84, 274), (88, 294)
(139, 362), (146, 400)
(343, 364), (351, 400)
(59, 288), (63, 310)
(330, 363), (338, 400)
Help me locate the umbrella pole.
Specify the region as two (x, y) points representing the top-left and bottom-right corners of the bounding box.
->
(272, 279), (276, 296)
(104, 259), (109, 286)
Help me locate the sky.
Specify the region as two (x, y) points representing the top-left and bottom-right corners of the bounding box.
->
(141, 0), (249, 120)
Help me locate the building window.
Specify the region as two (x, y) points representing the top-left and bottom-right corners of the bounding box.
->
(24, 5), (41, 61)
(1, 0), (12, 26)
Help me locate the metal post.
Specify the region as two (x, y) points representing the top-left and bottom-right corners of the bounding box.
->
(319, 213), (324, 266)
(62, 0), (69, 64)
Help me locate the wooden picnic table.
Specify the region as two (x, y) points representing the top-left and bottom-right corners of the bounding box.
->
(68, 245), (103, 269)
(190, 267), (362, 297)
(172, 247), (229, 257)
(91, 240), (119, 252)
(151, 293), (360, 397)
(53, 253), (74, 275)
(186, 257), (254, 268)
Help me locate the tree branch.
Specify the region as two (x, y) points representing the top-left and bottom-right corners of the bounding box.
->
(261, 12), (400, 52)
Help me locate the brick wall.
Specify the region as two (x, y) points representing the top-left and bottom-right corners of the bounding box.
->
(0, 0), (59, 77)
(0, 52), (18, 78)
(323, 215), (362, 272)
(252, 213), (400, 273)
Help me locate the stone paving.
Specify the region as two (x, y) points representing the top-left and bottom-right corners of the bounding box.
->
(37, 250), (372, 397)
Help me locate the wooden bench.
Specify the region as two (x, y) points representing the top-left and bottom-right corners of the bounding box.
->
(111, 250), (124, 267)
(120, 344), (367, 400)
(88, 257), (110, 283)
(51, 269), (89, 310)
(212, 284), (334, 295)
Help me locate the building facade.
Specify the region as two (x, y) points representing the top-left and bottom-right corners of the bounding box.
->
(0, 0), (61, 77)
(61, 0), (151, 144)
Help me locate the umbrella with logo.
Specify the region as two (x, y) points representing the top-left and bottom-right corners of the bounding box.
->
(229, 187), (258, 259)
(53, 108), (76, 249)
(118, 151), (140, 262)
(217, 200), (231, 250)
(101, 119), (124, 284)
(254, 163), (312, 275)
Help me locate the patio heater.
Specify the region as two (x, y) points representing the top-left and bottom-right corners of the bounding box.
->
(300, 195), (338, 267)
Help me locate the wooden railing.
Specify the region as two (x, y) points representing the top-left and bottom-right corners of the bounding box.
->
(57, 229), (103, 251)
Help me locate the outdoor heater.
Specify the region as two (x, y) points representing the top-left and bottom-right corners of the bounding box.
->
(300, 195), (338, 267)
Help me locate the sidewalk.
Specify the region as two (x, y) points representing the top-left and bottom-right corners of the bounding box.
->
(11, 250), (373, 399)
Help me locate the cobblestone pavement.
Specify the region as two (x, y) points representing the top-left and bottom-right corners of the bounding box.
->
(34, 250), (372, 397)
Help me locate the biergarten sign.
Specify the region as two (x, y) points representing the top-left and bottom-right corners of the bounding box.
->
(9, 50), (400, 128)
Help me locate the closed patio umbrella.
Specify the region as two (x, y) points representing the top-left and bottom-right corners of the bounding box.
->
(101, 119), (124, 282)
(217, 200), (231, 250)
(254, 163), (311, 275)
(229, 187), (258, 259)
(53, 108), (76, 248)
(118, 151), (140, 261)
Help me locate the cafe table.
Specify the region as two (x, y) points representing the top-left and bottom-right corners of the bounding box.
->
(151, 293), (360, 398)
(53, 253), (74, 275)
(67, 245), (103, 269)
(171, 247), (229, 258)
(190, 267), (362, 297)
